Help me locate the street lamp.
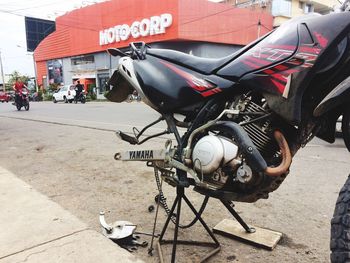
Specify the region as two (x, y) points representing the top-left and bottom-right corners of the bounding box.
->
(16, 45), (38, 92)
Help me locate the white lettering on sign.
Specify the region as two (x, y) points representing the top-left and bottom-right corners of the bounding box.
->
(99, 13), (173, 46)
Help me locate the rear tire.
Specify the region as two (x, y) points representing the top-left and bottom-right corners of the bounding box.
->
(81, 97), (86, 104)
(342, 107), (350, 152)
(330, 176), (350, 262)
(64, 96), (68, 103)
(53, 97), (57, 103)
(16, 104), (21, 111)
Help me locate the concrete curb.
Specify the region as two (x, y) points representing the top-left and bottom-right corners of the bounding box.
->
(0, 166), (143, 263)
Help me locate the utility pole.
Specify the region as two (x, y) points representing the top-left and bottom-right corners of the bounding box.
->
(32, 53), (38, 92)
(0, 50), (6, 92)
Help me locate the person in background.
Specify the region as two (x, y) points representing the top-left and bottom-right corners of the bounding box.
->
(12, 78), (28, 105)
(74, 80), (83, 103)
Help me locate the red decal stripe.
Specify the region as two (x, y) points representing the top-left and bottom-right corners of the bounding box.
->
(274, 64), (288, 71)
(201, 90), (215, 97)
(299, 46), (321, 54)
(263, 69), (275, 74)
(271, 73), (287, 83)
(201, 87), (222, 97)
(271, 79), (285, 94)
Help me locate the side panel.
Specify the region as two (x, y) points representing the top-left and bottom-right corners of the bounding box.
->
(133, 56), (236, 112)
(314, 76), (350, 117)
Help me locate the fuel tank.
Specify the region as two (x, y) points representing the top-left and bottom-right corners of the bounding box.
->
(216, 12), (350, 123)
(132, 55), (235, 112)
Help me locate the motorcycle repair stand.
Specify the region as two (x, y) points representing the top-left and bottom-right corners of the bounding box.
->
(154, 173), (257, 263)
(156, 185), (221, 263)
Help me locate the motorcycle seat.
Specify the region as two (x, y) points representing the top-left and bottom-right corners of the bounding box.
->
(146, 48), (238, 75)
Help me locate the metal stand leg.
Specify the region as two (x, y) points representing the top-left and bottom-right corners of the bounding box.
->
(221, 199), (256, 233)
(157, 187), (221, 263)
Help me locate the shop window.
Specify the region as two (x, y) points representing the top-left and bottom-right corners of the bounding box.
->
(299, 1), (303, 9)
(71, 55), (94, 66)
(98, 74), (110, 94)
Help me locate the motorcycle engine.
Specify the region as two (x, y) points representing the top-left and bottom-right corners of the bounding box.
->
(192, 135), (241, 188)
(190, 93), (280, 191)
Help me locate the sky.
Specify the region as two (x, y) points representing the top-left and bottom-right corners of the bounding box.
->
(0, 0), (107, 78)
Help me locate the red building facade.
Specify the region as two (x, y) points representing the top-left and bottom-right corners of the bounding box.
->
(34, 0), (273, 94)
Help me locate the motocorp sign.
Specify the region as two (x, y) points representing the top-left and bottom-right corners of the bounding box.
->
(99, 13), (173, 45)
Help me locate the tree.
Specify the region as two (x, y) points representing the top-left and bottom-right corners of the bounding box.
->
(7, 71), (30, 90)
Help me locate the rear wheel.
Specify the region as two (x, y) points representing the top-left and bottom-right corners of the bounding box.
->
(64, 96), (68, 103)
(16, 104), (21, 111)
(81, 97), (86, 104)
(53, 97), (57, 103)
(331, 176), (350, 262)
(342, 107), (350, 152)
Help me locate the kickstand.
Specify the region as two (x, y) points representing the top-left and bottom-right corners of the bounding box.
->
(221, 199), (255, 233)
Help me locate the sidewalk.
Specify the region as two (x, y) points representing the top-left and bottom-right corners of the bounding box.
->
(0, 166), (143, 263)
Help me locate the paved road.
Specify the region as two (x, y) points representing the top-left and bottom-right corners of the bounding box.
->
(0, 101), (165, 132)
(0, 100), (343, 147)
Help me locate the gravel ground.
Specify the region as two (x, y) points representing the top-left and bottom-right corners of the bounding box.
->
(0, 115), (349, 263)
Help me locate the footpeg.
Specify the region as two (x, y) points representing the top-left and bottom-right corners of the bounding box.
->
(116, 130), (138, 145)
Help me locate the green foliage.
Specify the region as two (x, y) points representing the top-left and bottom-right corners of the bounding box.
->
(44, 93), (53, 101)
(87, 83), (97, 100)
(8, 71), (30, 86)
(48, 83), (60, 93)
(37, 90), (43, 101)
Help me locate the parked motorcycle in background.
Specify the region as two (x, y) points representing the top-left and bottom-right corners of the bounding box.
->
(74, 90), (86, 104)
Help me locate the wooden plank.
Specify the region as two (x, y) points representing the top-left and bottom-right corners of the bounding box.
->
(213, 219), (282, 250)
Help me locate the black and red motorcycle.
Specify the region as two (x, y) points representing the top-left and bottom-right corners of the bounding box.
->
(106, 9), (350, 263)
(14, 89), (30, 111)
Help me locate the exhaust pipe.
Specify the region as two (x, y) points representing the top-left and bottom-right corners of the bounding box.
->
(210, 122), (292, 177)
(265, 130), (292, 177)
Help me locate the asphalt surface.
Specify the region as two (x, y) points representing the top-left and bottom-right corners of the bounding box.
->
(0, 101), (164, 132)
(0, 100), (337, 146)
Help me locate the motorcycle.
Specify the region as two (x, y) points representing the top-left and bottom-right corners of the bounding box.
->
(74, 90), (86, 104)
(14, 89), (30, 111)
(106, 7), (350, 263)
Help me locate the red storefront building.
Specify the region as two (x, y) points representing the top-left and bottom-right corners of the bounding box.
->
(34, 0), (273, 98)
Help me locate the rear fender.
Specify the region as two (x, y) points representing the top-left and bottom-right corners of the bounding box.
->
(314, 76), (350, 117)
(105, 70), (133, 103)
(315, 109), (341, 143)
